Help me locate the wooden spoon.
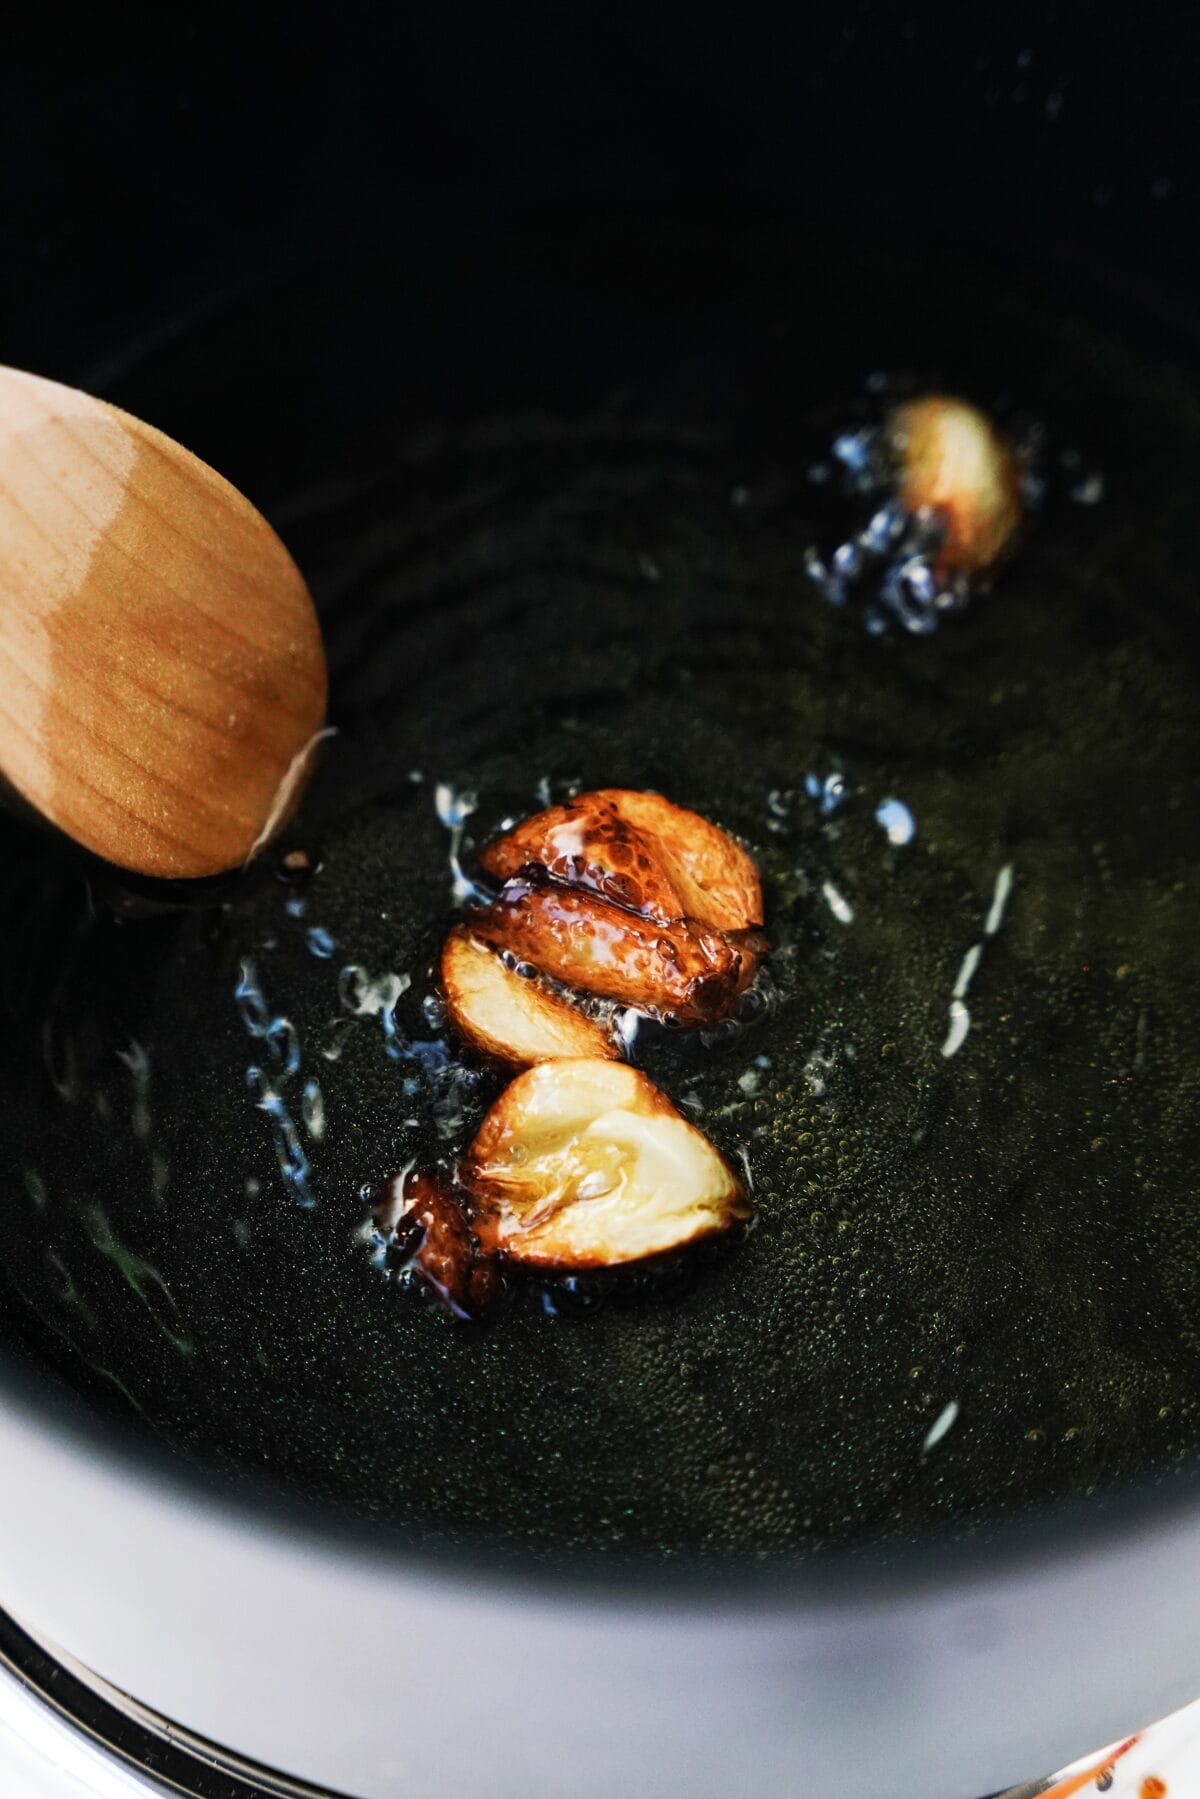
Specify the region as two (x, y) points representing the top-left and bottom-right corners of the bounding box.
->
(0, 364), (328, 879)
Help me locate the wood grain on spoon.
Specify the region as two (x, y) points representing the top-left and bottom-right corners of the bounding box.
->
(0, 365), (327, 878)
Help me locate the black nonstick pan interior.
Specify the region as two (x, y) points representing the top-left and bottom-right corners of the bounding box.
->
(3, 208), (1200, 1566)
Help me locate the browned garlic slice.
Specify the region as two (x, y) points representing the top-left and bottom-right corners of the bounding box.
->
(889, 395), (1020, 574)
(373, 1167), (501, 1321)
(441, 925), (619, 1067)
(471, 883), (760, 1025)
(601, 789), (763, 930)
(467, 1059), (748, 1267)
(479, 787), (762, 932)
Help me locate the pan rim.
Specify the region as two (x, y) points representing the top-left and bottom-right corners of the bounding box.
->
(3, 1342), (1199, 1613)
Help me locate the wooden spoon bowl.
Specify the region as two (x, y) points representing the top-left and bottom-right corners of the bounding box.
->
(0, 366), (327, 879)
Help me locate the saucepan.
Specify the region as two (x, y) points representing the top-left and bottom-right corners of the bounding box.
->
(0, 11), (1197, 1797)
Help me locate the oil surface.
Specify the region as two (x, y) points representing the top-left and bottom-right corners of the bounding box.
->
(2, 218), (1200, 1561)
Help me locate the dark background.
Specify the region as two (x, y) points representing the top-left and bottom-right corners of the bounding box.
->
(0, 5), (1195, 387)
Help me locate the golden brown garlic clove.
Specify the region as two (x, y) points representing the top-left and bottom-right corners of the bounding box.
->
(889, 395), (1020, 574)
(467, 1058), (748, 1268)
(472, 881), (763, 1026)
(601, 789), (762, 930)
(441, 925), (619, 1067)
(373, 1167), (501, 1321)
(480, 788), (762, 931)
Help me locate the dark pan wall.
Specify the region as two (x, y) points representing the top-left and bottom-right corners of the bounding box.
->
(1, 6), (1195, 383)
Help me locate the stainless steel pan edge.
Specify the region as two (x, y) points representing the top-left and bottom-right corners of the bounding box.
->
(0, 1377), (1191, 1799)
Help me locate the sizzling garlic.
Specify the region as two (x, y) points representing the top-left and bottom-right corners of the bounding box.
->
(474, 788), (765, 1025)
(472, 882), (761, 1025)
(441, 925), (619, 1067)
(889, 395), (1020, 574)
(373, 1167), (501, 1321)
(480, 788), (762, 931)
(467, 1058), (748, 1267)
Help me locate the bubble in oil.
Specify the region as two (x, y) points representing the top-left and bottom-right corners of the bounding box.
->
(265, 1016), (301, 1078)
(234, 959), (271, 1036)
(301, 1079), (326, 1142)
(821, 879), (854, 925)
(434, 781), (489, 904)
(953, 944), (982, 1000)
(984, 863), (1014, 936)
(338, 964), (410, 1057)
(922, 1400), (960, 1452)
(247, 1067), (314, 1208)
(1070, 472), (1104, 505)
(940, 998), (971, 1059)
(831, 426), (879, 485)
(875, 797), (915, 845)
(805, 771), (848, 817)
